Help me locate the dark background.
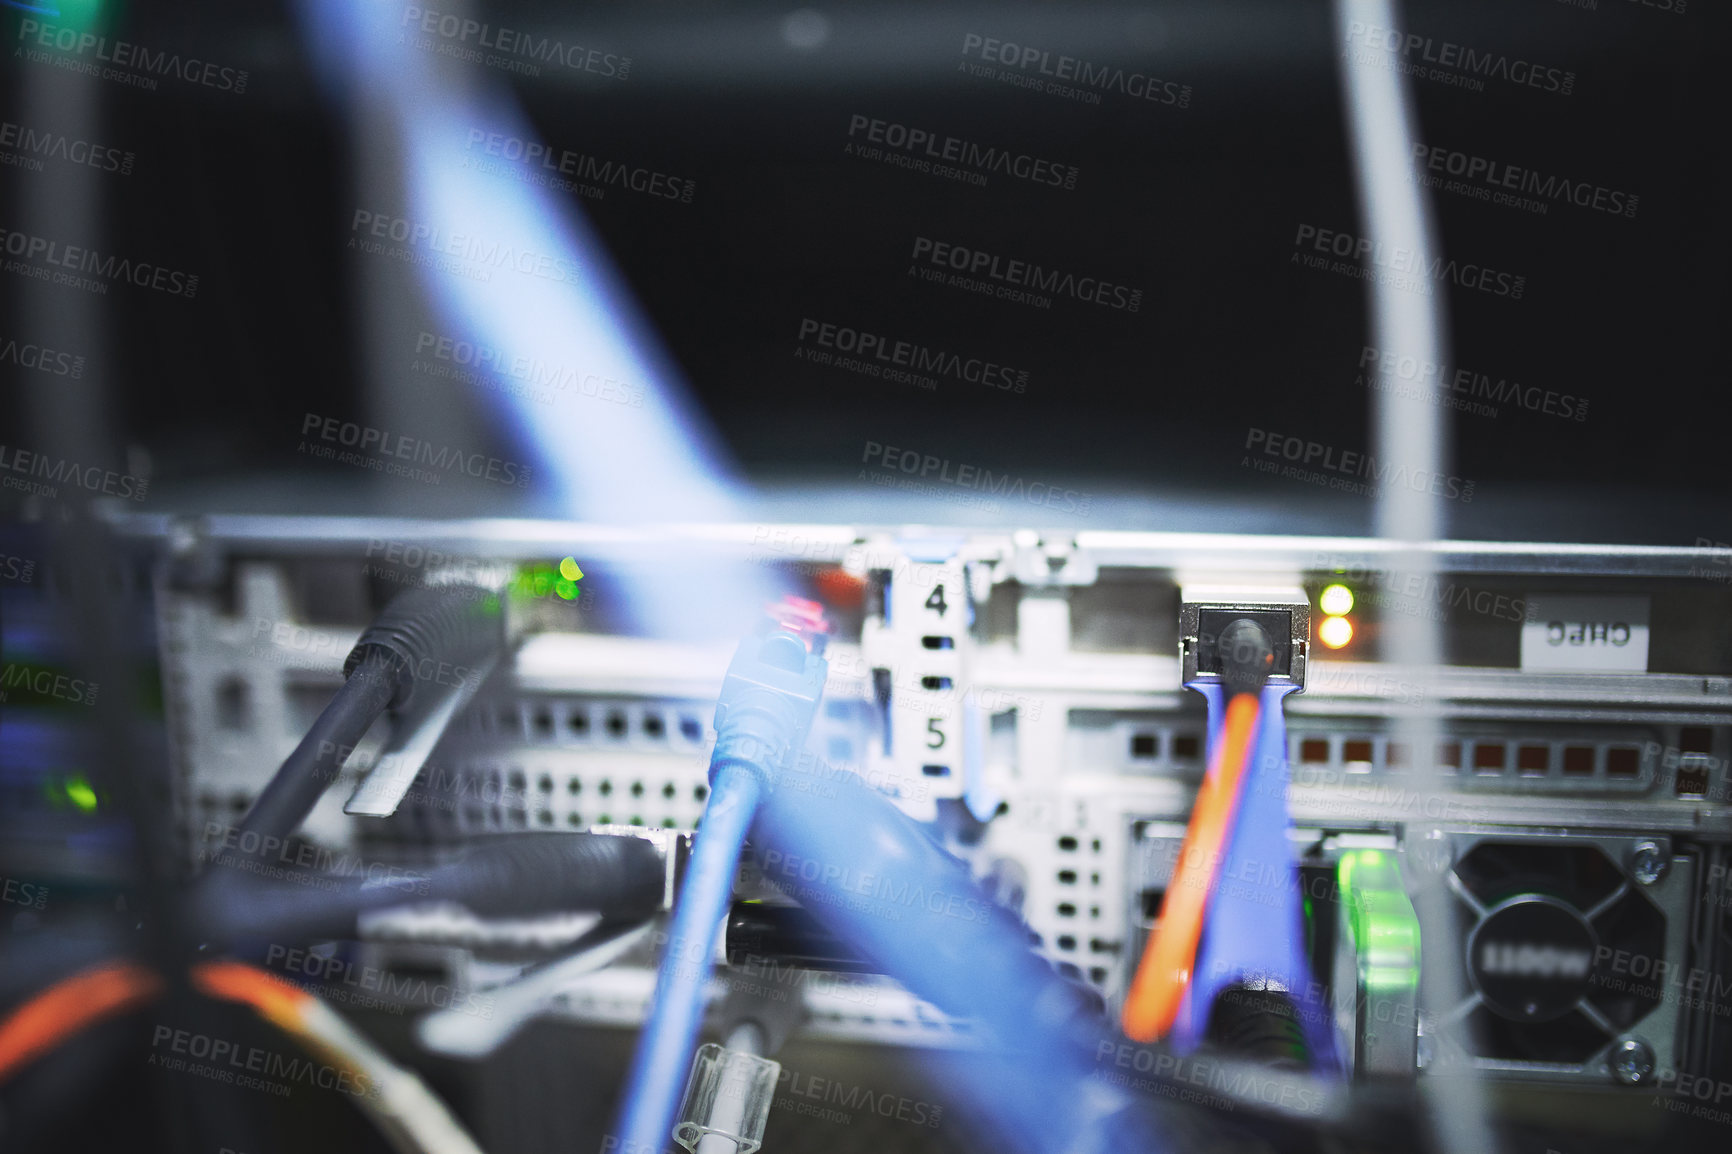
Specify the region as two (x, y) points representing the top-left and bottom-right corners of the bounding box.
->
(1, 0), (1726, 540)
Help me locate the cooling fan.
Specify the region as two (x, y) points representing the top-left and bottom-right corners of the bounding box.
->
(1432, 834), (1693, 1083)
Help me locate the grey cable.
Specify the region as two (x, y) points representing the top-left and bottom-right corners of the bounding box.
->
(1333, 5), (1490, 1154)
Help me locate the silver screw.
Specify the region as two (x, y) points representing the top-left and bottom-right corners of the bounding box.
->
(1610, 1037), (1655, 1085)
(1630, 841), (1669, 885)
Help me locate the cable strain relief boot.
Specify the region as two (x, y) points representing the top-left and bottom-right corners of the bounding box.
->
(710, 630), (828, 791)
(344, 583), (504, 711)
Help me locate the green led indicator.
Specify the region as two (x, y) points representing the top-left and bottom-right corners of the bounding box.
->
(512, 558), (583, 601)
(54, 0), (108, 33)
(1319, 584), (1355, 616)
(65, 775), (99, 813)
(44, 773), (100, 814)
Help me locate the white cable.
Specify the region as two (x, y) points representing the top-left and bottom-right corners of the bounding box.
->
(1332, 5), (1491, 1154)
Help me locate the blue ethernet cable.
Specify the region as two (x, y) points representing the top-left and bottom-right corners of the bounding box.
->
(609, 629), (826, 1154)
(1174, 680), (1338, 1068)
(742, 755), (1150, 1154)
(614, 622), (1172, 1154)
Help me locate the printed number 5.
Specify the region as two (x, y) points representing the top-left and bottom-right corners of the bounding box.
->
(926, 717), (946, 749)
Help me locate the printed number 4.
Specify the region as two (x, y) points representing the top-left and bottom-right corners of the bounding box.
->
(925, 586), (947, 616)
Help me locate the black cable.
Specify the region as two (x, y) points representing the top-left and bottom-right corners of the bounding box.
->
(1217, 617), (1277, 697)
(1204, 985), (1312, 1070)
(202, 833), (668, 943)
(231, 657), (397, 847)
(231, 583), (504, 845)
(725, 902), (874, 973)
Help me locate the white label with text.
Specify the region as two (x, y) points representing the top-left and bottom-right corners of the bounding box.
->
(1520, 595), (1649, 672)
